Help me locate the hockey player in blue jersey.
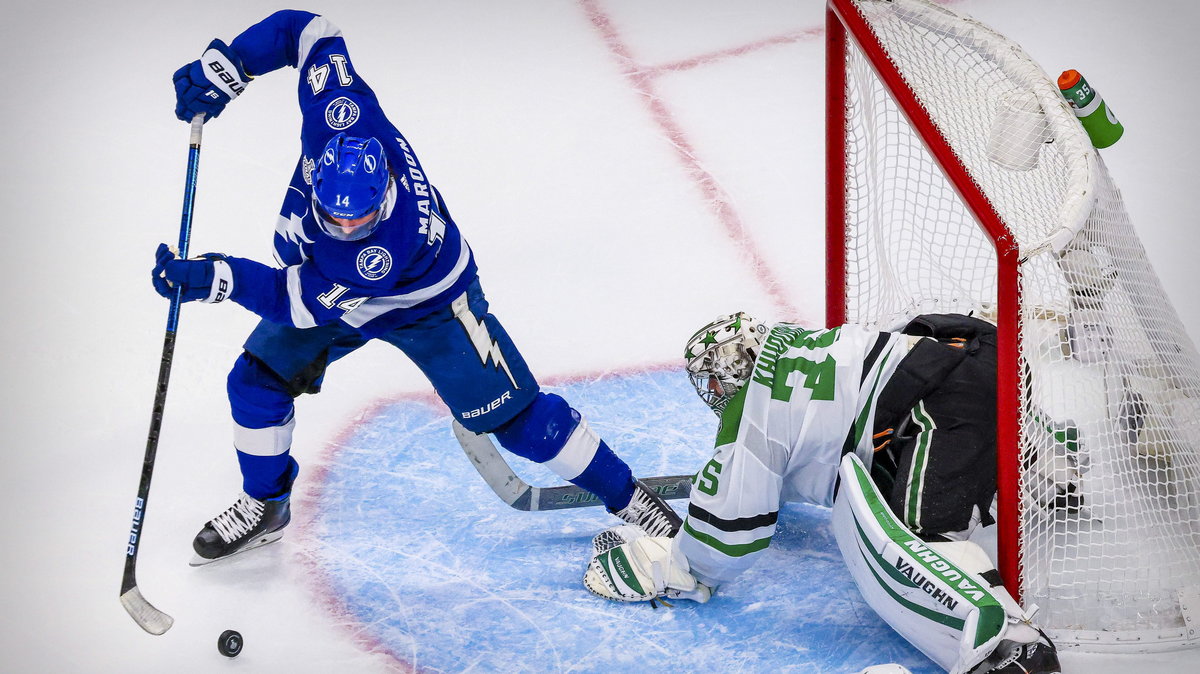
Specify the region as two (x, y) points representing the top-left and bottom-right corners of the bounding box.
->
(156, 10), (680, 565)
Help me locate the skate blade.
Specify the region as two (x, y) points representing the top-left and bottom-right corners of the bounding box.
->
(189, 530), (285, 567)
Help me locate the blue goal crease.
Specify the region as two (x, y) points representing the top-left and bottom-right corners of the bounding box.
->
(310, 369), (938, 673)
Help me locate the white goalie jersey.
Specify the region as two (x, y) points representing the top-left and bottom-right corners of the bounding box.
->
(676, 322), (909, 588)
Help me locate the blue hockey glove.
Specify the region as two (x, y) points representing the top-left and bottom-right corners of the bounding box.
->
(172, 39), (252, 121)
(152, 243), (234, 303)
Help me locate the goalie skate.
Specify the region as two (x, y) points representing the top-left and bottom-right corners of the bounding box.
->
(190, 490), (291, 566)
(972, 631), (1060, 674)
(610, 479), (682, 537)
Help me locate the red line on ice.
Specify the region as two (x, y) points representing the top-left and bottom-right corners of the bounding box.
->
(579, 0), (802, 320)
(644, 0), (963, 75)
(292, 393), (433, 673)
(647, 27), (824, 75)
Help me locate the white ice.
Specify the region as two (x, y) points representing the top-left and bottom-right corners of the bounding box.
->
(2, 0), (1198, 672)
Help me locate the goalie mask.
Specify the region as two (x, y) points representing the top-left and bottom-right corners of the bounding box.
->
(684, 312), (767, 415)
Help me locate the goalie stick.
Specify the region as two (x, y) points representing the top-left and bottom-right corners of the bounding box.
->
(119, 114), (206, 636)
(452, 420), (692, 511)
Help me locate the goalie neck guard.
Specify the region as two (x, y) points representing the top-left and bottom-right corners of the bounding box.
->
(684, 312), (767, 415)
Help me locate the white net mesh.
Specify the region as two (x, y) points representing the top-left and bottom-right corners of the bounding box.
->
(836, 0), (1200, 650)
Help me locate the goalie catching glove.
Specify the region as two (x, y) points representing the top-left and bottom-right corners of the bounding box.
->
(583, 525), (712, 604)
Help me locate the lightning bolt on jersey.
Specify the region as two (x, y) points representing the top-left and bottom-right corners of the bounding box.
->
(222, 11), (476, 337)
(675, 323), (909, 588)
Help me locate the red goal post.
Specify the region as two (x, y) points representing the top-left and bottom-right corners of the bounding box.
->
(826, 0), (1024, 597)
(826, 0), (1200, 652)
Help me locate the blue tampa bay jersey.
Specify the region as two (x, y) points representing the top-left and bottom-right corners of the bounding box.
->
(224, 10), (476, 337)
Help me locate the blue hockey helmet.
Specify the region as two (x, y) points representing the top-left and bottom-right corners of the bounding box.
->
(311, 133), (395, 241)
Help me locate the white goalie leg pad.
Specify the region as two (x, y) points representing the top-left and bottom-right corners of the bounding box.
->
(833, 454), (1015, 674)
(583, 525), (711, 604)
(924, 540), (1042, 649)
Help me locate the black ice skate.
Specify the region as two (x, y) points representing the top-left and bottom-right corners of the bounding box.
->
(190, 490), (292, 566)
(610, 479), (682, 537)
(976, 631), (1061, 674)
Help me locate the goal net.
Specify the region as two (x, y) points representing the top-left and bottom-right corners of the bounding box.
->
(827, 0), (1200, 651)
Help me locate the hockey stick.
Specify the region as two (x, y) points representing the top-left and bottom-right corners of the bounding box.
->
(452, 420), (692, 511)
(119, 114), (206, 635)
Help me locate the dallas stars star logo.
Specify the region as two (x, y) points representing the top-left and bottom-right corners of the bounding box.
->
(686, 330), (718, 359)
(686, 330), (719, 359)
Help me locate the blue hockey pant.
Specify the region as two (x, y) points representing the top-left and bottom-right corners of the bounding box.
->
(226, 279), (634, 508)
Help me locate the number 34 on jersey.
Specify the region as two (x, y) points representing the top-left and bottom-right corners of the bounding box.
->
(752, 326), (842, 403)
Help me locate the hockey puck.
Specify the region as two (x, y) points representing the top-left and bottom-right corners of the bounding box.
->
(217, 629), (243, 657)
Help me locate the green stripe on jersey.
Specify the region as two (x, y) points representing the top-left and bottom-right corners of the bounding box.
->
(683, 518), (771, 557)
(848, 350), (894, 451)
(715, 384), (750, 447)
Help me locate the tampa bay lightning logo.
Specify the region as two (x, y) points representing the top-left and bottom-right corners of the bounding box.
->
(325, 97), (360, 130)
(357, 246), (392, 280)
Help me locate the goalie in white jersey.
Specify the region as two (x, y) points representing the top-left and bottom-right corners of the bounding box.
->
(583, 313), (1061, 674)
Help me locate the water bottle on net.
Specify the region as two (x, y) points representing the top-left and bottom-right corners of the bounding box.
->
(1058, 69), (1124, 149)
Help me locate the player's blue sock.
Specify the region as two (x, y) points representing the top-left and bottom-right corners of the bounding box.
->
(493, 392), (637, 510)
(566, 440), (636, 510)
(237, 451), (299, 500)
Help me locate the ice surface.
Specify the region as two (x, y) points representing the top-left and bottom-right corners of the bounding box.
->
(3, 0), (1197, 672)
(303, 371), (936, 672)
